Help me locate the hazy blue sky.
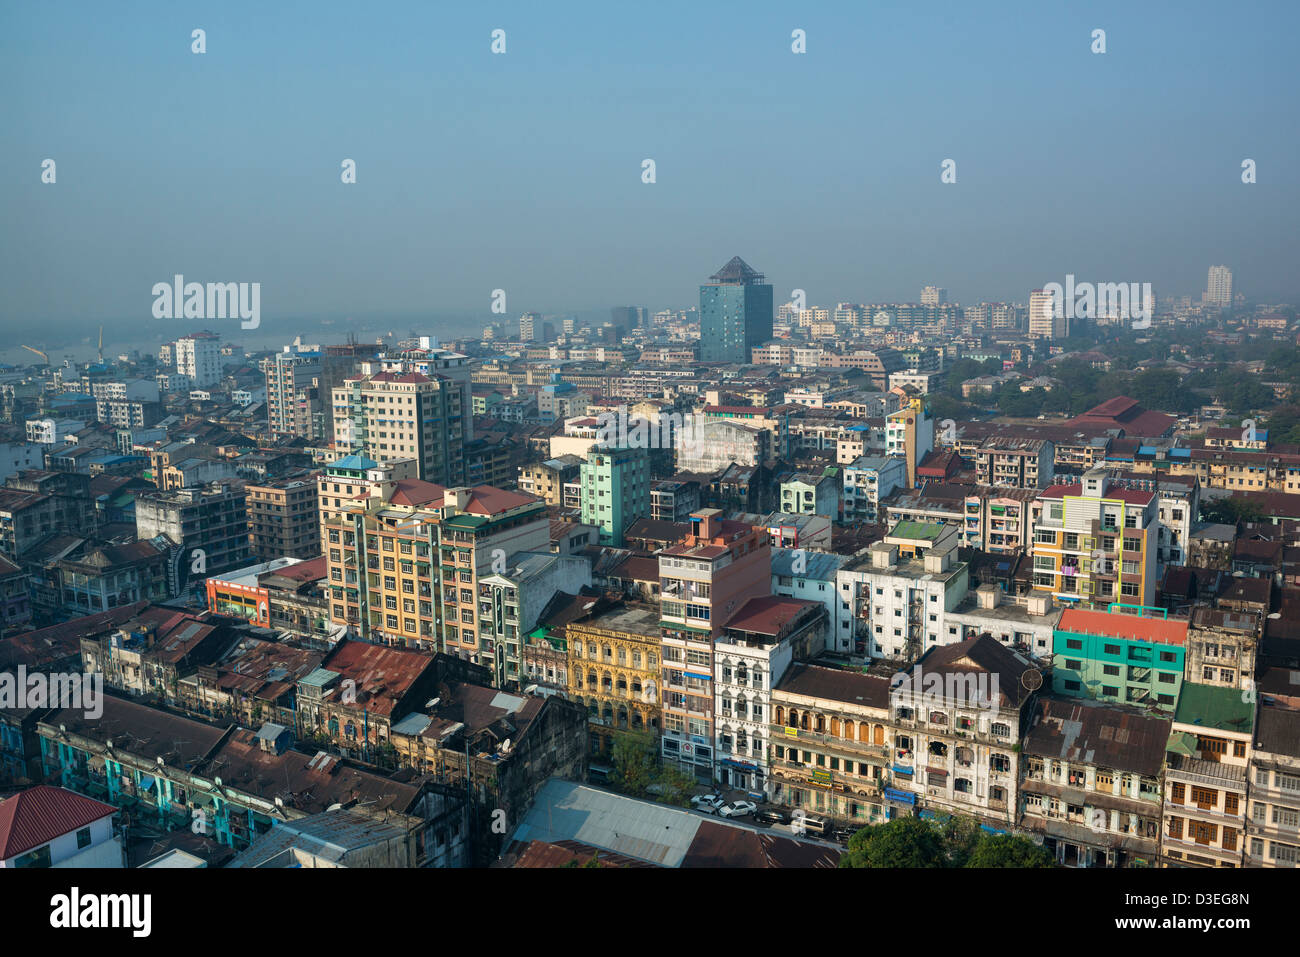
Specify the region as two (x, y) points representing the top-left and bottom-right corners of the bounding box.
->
(3, 0), (1298, 340)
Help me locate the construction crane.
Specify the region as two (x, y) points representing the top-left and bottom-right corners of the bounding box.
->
(20, 345), (48, 365)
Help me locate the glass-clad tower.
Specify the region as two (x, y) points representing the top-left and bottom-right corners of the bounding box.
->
(699, 257), (773, 363)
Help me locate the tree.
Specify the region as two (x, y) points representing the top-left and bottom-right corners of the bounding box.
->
(839, 817), (947, 868)
(965, 834), (1056, 868)
(653, 762), (697, 807)
(608, 732), (656, 798)
(1201, 497), (1266, 525)
(941, 815), (983, 867)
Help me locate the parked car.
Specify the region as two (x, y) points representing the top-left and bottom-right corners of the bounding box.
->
(795, 815), (830, 836)
(690, 793), (724, 810)
(832, 825), (861, 844)
(754, 807), (791, 825)
(717, 800), (758, 819)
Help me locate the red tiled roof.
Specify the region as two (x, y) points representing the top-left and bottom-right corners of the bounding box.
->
(0, 786), (117, 860)
(1058, 608), (1188, 645)
(390, 479), (447, 507)
(462, 485), (540, 515)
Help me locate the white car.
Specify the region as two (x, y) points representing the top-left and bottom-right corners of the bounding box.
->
(717, 800), (757, 819)
(691, 793), (724, 810)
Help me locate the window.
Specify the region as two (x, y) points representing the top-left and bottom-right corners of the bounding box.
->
(76, 827), (92, 849)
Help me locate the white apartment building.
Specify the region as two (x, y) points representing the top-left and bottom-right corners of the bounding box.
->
(713, 597), (828, 795)
(842, 454), (906, 522)
(1205, 265), (1233, 308)
(175, 334), (222, 388)
(1028, 288), (1065, 339)
(836, 527), (969, 661)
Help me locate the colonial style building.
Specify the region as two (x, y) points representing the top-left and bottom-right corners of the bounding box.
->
(886, 636), (1039, 829)
(1162, 682), (1255, 867)
(770, 664), (893, 825)
(1021, 696), (1167, 867)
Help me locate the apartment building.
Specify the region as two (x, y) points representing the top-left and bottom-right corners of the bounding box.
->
(324, 481), (548, 663)
(476, 551), (591, 688)
(518, 455), (583, 507)
(713, 597), (827, 794)
(650, 478), (702, 523)
(959, 486), (1037, 553)
(1052, 608), (1188, 713)
(659, 510), (772, 782)
(315, 453), (418, 541)
(1247, 691), (1300, 868)
(1186, 607), (1259, 693)
(769, 665), (894, 824)
(1021, 696), (1168, 867)
(888, 636), (1036, 828)
(135, 482), (251, 590)
(566, 602), (663, 766)
(842, 455), (906, 523)
(1162, 682), (1255, 867)
(885, 401), (934, 489)
(975, 436), (1054, 489)
(175, 333), (222, 388)
(779, 471), (839, 519)
(245, 475), (320, 560)
(332, 356), (470, 486)
(836, 523), (968, 660)
(580, 445), (650, 547)
(1030, 469), (1159, 609)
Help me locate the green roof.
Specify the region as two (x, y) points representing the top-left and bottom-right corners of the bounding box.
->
(1173, 682), (1254, 734)
(441, 513), (490, 530)
(889, 520), (944, 541)
(1166, 730), (1198, 757)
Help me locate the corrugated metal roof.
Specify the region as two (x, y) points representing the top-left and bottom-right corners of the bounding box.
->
(513, 780), (701, 867)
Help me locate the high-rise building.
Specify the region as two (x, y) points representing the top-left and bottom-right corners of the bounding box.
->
(990, 302), (1019, 330)
(135, 482), (251, 592)
(323, 480), (549, 672)
(1029, 468), (1159, 609)
(1028, 289), (1067, 339)
(921, 286), (948, 306)
(580, 445), (650, 546)
(1205, 265), (1233, 308)
(263, 348), (321, 438)
(699, 257), (773, 363)
(332, 345), (473, 486)
(174, 333), (222, 388)
(657, 509), (772, 782)
(519, 312), (541, 342)
(246, 475), (320, 560)
(610, 306), (649, 331)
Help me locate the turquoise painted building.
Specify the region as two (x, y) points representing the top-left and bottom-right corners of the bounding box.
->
(580, 445), (650, 547)
(1051, 606), (1187, 712)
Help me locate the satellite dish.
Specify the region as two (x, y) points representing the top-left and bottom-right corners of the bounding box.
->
(501, 739), (512, 753)
(1020, 669), (1043, 691)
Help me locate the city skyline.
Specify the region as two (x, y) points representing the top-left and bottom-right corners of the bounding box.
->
(4, 0), (1299, 331)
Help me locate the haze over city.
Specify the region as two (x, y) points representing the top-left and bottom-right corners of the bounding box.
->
(4, 0), (1299, 346)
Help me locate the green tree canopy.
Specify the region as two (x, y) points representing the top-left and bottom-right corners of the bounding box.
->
(839, 817), (948, 868)
(965, 834), (1056, 868)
